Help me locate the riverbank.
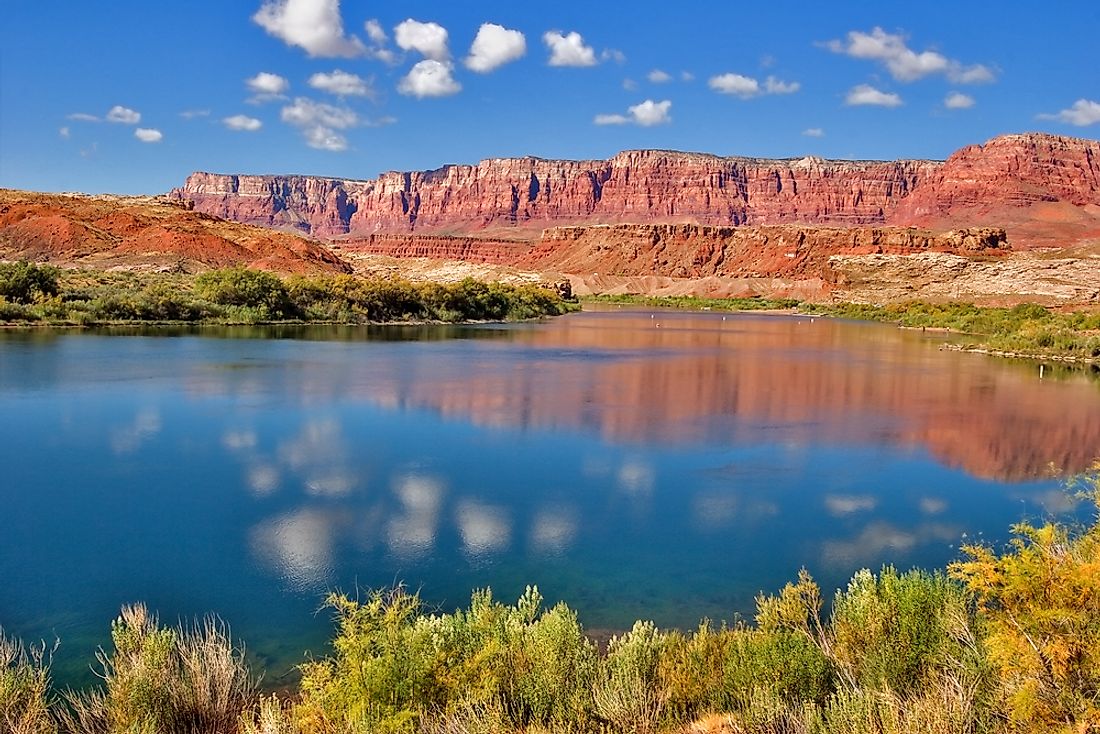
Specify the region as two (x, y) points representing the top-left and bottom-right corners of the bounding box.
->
(0, 262), (577, 326)
(4, 474), (1098, 734)
(586, 294), (1100, 364)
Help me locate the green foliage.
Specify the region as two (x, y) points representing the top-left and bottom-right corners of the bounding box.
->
(950, 471), (1100, 732)
(195, 267), (295, 319)
(0, 268), (573, 325)
(0, 261), (60, 304)
(61, 603), (257, 734)
(0, 629), (55, 734)
(594, 620), (670, 732)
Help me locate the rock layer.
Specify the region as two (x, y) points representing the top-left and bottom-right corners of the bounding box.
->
(172, 133), (1100, 249)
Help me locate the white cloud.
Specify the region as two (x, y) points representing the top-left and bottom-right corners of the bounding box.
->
(826, 27), (995, 84)
(253, 0), (365, 58)
(398, 59), (461, 98)
(802, 127), (825, 137)
(709, 73), (760, 98)
(1040, 99), (1100, 126)
(629, 99), (672, 126)
(107, 105), (141, 124)
(309, 70), (372, 97)
(681, 71), (695, 82)
(59, 126), (71, 139)
(465, 23), (526, 72)
(543, 30), (597, 67)
(180, 109), (211, 119)
(67, 112), (100, 122)
(601, 48), (626, 64)
(223, 114), (263, 131)
(622, 78), (638, 91)
(280, 96), (359, 150)
(247, 72), (290, 97)
(594, 99), (671, 127)
(845, 84), (903, 107)
(764, 76), (800, 94)
(134, 128), (162, 143)
(944, 92), (975, 109)
(363, 19), (396, 63)
(394, 19), (450, 61)
(647, 69), (672, 83)
(594, 113), (630, 125)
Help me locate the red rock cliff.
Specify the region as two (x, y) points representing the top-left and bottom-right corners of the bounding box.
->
(172, 133), (1100, 249)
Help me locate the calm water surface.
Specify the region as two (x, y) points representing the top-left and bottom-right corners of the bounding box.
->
(2, 309), (1098, 687)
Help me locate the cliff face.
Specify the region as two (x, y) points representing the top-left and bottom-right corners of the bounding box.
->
(520, 224), (1007, 280)
(172, 134), (1100, 250)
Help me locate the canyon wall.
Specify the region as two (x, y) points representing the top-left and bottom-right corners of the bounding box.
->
(173, 133), (1100, 250)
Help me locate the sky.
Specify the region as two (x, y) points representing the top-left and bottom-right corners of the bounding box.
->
(1, 1), (1098, 195)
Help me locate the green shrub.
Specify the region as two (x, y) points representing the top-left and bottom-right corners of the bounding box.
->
(0, 261), (60, 304)
(0, 629), (55, 734)
(195, 267), (294, 319)
(60, 603), (257, 734)
(594, 620), (670, 733)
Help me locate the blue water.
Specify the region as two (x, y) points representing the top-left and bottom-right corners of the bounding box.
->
(1, 310), (1097, 687)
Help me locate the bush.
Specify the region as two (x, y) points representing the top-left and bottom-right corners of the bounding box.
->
(0, 261), (60, 305)
(0, 629), (55, 734)
(195, 268), (294, 319)
(950, 474), (1100, 732)
(60, 603), (257, 734)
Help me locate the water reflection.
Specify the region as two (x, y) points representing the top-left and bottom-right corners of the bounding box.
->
(2, 312), (1099, 689)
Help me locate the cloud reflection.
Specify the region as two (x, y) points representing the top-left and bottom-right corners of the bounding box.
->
(387, 474), (446, 560)
(824, 494), (878, 516)
(249, 509), (336, 592)
(110, 407), (161, 454)
(455, 500), (511, 558)
(530, 507), (578, 555)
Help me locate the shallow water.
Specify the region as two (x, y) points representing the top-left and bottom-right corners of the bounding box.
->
(1, 309), (1098, 687)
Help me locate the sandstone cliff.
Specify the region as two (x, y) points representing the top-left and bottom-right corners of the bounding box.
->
(172, 133), (1100, 249)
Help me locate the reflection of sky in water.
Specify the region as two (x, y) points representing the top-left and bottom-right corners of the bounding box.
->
(0, 314), (1097, 688)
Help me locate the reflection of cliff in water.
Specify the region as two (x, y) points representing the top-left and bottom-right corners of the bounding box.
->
(353, 311), (1100, 482)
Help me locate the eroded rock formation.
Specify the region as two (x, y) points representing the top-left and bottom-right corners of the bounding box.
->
(172, 133), (1100, 251)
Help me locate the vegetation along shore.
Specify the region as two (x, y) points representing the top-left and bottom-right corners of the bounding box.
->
(2, 471), (1098, 734)
(587, 294), (1100, 364)
(0, 262), (576, 327)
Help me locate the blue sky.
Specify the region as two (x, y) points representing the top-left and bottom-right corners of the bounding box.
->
(1, 1), (1098, 194)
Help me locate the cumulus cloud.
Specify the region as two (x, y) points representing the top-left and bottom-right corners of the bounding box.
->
(253, 0), (365, 58)
(179, 109), (211, 119)
(1039, 99), (1100, 126)
(59, 126), (71, 139)
(281, 97), (359, 151)
(802, 127), (825, 137)
(764, 76), (800, 94)
(681, 71), (695, 82)
(622, 78), (638, 91)
(647, 69), (672, 83)
(826, 27), (994, 84)
(944, 92), (975, 109)
(223, 114), (263, 131)
(543, 30), (597, 67)
(845, 84), (903, 107)
(363, 19), (396, 63)
(246, 72), (290, 104)
(601, 48), (626, 64)
(67, 112), (100, 122)
(309, 70), (372, 97)
(398, 60), (461, 98)
(107, 105), (141, 124)
(464, 23), (526, 72)
(708, 73), (760, 98)
(247, 72), (290, 97)
(594, 99), (671, 127)
(394, 18), (450, 60)
(709, 73), (799, 98)
(134, 127), (162, 143)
